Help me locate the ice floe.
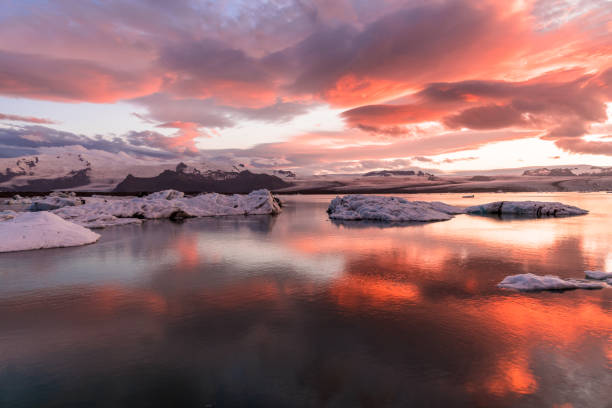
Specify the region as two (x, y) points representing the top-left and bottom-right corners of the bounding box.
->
(52, 189), (282, 228)
(465, 201), (587, 217)
(498, 273), (605, 291)
(585, 270), (612, 280)
(0, 211), (100, 252)
(327, 195), (464, 222)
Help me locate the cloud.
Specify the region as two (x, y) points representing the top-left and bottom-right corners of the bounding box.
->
(0, 125), (183, 159)
(555, 138), (612, 156)
(210, 128), (541, 173)
(2, 0), (608, 110)
(130, 93), (317, 129)
(343, 67), (612, 155)
(443, 105), (528, 130)
(442, 156), (478, 164)
(412, 156), (434, 163)
(0, 113), (56, 124)
(0, 50), (162, 103)
(0, 0), (610, 164)
(355, 124), (410, 137)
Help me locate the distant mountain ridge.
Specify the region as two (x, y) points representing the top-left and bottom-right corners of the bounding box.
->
(113, 163), (292, 193)
(0, 148), (291, 192)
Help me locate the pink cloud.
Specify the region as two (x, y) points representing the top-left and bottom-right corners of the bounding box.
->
(555, 138), (612, 156)
(0, 0), (610, 160)
(0, 112), (56, 124)
(153, 121), (208, 154)
(0, 51), (162, 103)
(342, 67), (612, 154)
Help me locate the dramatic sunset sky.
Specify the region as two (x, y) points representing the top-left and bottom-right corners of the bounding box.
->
(0, 0), (611, 174)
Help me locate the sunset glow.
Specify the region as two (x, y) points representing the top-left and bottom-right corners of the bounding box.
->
(0, 0), (610, 173)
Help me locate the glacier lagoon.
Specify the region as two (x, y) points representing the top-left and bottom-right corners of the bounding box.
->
(0, 192), (611, 407)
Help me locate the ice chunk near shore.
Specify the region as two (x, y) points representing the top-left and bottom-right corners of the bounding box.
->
(0, 211), (99, 252)
(498, 273), (605, 291)
(53, 189), (282, 228)
(585, 270), (612, 280)
(327, 195), (464, 222)
(466, 201), (587, 217)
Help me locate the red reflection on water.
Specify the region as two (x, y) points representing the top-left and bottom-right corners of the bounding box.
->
(330, 275), (421, 310)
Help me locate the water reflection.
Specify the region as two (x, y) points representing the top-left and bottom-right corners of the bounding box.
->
(0, 193), (611, 407)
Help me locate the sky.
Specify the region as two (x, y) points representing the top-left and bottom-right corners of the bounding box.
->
(0, 0), (611, 174)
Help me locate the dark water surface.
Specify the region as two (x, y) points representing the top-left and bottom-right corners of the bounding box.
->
(1, 193), (611, 407)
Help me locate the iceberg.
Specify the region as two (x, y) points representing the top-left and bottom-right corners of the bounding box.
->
(327, 195), (464, 222)
(0, 211), (100, 252)
(53, 189), (282, 228)
(465, 201), (587, 217)
(585, 270), (612, 280)
(498, 273), (605, 291)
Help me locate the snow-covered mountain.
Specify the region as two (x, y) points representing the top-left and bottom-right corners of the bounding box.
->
(0, 146), (291, 192)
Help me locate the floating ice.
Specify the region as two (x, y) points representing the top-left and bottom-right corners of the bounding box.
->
(53, 189), (281, 228)
(0, 211), (100, 252)
(585, 270), (612, 280)
(498, 273), (605, 291)
(327, 195), (464, 222)
(465, 201), (587, 217)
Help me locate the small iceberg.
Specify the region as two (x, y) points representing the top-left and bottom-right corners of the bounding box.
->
(52, 189), (282, 228)
(327, 195), (464, 222)
(0, 210), (100, 252)
(498, 273), (605, 291)
(466, 201), (587, 217)
(585, 270), (612, 280)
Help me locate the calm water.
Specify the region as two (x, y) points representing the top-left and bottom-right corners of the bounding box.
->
(0, 193), (611, 407)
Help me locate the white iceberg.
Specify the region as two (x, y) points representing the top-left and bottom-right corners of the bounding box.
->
(0, 211), (100, 252)
(327, 195), (464, 222)
(498, 273), (605, 291)
(465, 201), (587, 217)
(585, 270), (612, 280)
(53, 189), (282, 228)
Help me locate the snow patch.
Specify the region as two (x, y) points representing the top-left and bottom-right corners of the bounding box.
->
(0, 211), (100, 252)
(53, 189), (281, 228)
(498, 273), (605, 291)
(327, 195), (464, 222)
(466, 201), (587, 217)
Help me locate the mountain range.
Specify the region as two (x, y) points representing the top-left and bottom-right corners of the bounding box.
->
(0, 147), (293, 193)
(1, 147), (611, 193)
